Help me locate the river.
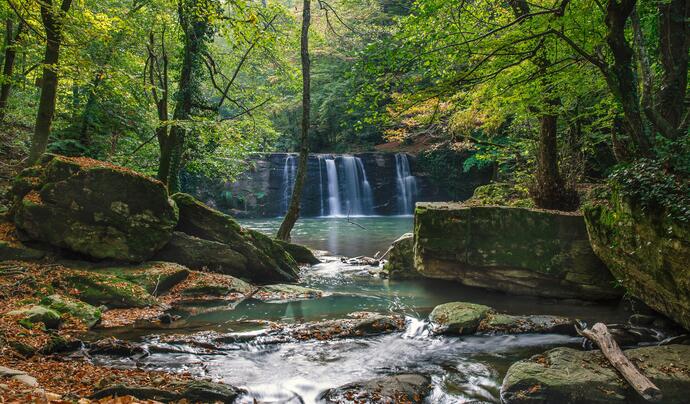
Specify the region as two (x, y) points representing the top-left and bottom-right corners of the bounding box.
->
(93, 217), (629, 403)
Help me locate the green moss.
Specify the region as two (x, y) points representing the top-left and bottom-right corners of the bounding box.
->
(62, 270), (157, 308)
(40, 294), (102, 328)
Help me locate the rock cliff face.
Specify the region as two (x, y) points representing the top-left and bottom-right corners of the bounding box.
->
(584, 191), (690, 330)
(413, 202), (620, 300)
(183, 152), (491, 217)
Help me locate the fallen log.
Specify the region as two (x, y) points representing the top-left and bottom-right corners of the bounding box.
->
(576, 322), (662, 402)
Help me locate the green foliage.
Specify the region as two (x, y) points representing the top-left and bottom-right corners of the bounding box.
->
(610, 159), (690, 223)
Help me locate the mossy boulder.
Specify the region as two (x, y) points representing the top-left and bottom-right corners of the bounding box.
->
(174, 272), (252, 297)
(40, 294), (101, 328)
(92, 262), (189, 296)
(414, 203), (619, 300)
(60, 269), (157, 308)
(429, 302), (492, 335)
(501, 345), (690, 403)
(275, 240), (320, 264)
(7, 305), (61, 329)
(382, 233), (419, 279)
(12, 154), (177, 261)
(584, 190), (690, 330)
(160, 193), (298, 283)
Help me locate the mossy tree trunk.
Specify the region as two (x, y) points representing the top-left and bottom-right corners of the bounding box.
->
(28, 0), (73, 165)
(0, 19), (23, 121)
(277, 0), (311, 241)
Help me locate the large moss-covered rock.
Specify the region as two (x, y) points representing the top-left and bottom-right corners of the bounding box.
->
(414, 203), (619, 300)
(0, 221), (46, 261)
(584, 191), (690, 330)
(383, 233), (419, 279)
(501, 345), (690, 403)
(160, 193), (298, 283)
(12, 154), (177, 261)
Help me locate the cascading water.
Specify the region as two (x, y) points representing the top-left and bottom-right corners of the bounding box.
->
(281, 154), (297, 215)
(325, 157), (341, 217)
(317, 155), (325, 217)
(338, 156), (374, 216)
(395, 153), (418, 215)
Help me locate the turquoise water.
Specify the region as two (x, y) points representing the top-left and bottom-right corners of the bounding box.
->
(96, 217), (629, 403)
(239, 216), (414, 257)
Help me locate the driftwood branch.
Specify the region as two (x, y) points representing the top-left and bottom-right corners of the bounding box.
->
(576, 322), (662, 402)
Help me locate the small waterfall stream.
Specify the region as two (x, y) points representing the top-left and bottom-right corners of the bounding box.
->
(281, 154), (297, 215)
(395, 153), (418, 215)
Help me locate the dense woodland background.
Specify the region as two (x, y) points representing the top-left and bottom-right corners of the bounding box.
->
(0, 0), (687, 214)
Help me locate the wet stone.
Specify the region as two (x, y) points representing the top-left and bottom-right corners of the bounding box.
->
(318, 374), (431, 403)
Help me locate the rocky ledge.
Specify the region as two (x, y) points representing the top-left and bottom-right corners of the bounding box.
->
(414, 202), (620, 300)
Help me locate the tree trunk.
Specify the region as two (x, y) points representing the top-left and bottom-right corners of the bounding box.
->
(656, 0), (689, 137)
(532, 111), (571, 210)
(603, 0), (653, 157)
(276, 0), (311, 241)
(0, 20), (22, 121)
(28, 0), (73, 165)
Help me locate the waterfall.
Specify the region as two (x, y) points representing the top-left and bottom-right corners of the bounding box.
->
(395, 153), (418, 215)
(281, 154), (297, 215)
(325, 157), (341, 217)
(317, 155), (325, 217)
(336, 156), (374, 217)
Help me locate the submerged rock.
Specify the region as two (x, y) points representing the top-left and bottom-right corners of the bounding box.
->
(156, 193), (299, 283)
(501, 345), (690, 403)
(40, 294), (102, 328)
(253, 284), (324, 302)
(12, 154), (177, 261)
(429, 302), (492, 335)
(382, 233), (420, 279)
(584, 190), (690, 330)
(414, 203), (619, 300)
(318, 374), (431, 403)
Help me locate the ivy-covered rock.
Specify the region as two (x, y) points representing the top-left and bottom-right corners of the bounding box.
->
(40, 294), (101, 328)
(429, 302), (492, 335)
(12, 154), (178, 261)
(160, 193), (298, 283)
(414, 203), (620, 300)
(382, 233), (419, 279)
(6, 305), (62, 329)
(59, 269), (157, 308)
(501, 345), (690, 403)
(584, 186), (690, 330)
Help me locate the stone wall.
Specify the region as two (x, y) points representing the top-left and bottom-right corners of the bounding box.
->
(413, 202), (620, 300)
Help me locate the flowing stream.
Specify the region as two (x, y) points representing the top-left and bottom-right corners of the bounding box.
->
(92, 217), (630, 403)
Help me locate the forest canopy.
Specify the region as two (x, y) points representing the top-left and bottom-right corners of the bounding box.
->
(0, 0), (687, 208)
